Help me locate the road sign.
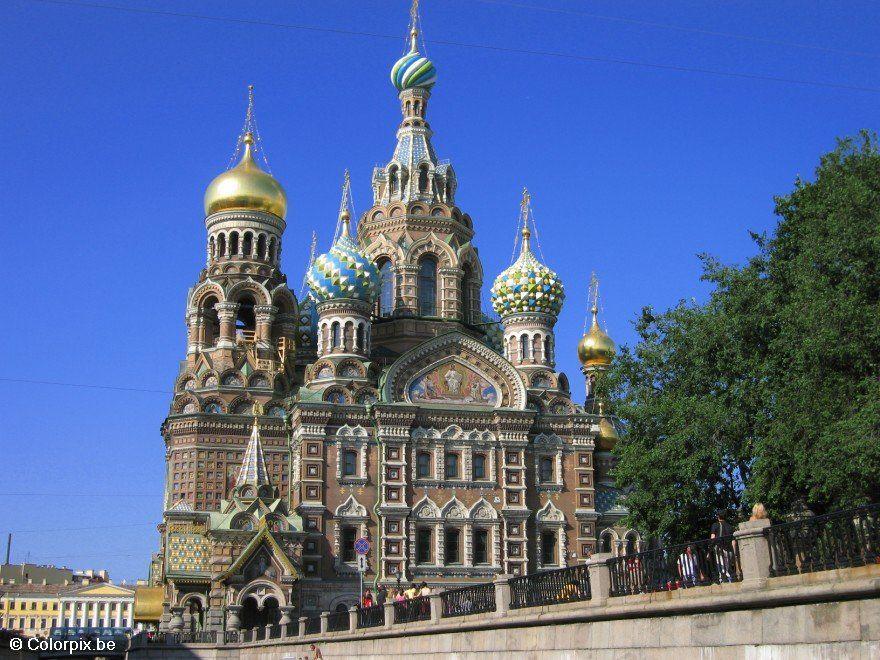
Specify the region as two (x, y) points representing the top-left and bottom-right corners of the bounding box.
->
(357, 555), (368, 572)
(354, 537), (370, 555)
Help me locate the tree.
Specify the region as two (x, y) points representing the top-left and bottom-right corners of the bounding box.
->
(608, 132), (880, 541)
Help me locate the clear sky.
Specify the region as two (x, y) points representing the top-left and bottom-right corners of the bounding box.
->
(1, 0), (878, 582)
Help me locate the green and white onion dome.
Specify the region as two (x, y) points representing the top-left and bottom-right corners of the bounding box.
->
(491, 229), (564, 318)
(307, 211), (380, 304)
(391, 35), (437, 91)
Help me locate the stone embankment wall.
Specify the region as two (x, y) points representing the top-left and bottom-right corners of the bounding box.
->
(129, 564), (880, 659)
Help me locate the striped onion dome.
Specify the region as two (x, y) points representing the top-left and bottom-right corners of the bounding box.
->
(491, 227), (565, 318)
(307, 211), (380, 304)
(391, 37), (437, 91)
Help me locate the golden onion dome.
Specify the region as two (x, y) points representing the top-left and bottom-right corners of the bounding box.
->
(597, 416), (619, 451)
(204, 132), (287, 219)
(578, 306), (616, 367)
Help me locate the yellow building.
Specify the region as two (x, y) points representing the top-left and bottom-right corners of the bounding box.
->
(0, 585), (64, 637)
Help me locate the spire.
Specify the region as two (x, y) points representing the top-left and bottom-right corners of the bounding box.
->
(338, 169), (352, 238)
(588, 272), (600, 328)
(519, 187), (532, 254)
(409, 0), (420, 52)
(235, 406), (271, 490)
(228, 85), (271, 173)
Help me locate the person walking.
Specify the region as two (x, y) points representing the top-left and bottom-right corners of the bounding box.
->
(362, 589), (374, 608)
(376, 585), (387, 607)
(677, 544), (700, 587)
(418, 582), (431, 597)
(710, 511), (735, 582)
(404, 583), (419, 599)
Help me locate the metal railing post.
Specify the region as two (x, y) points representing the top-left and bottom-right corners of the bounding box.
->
(586, 553), (613, 607)
(383, 601), (395, 629)
(734, 518), (772, 589)
(493, 574), (512, 615)
(348, 606), (358, 633)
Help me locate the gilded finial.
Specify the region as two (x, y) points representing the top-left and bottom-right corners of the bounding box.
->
(409, 0), (420, 51)
(339, 169), (352, 237)
(589, 272), (600, 321)
(519, 187), (532, 250)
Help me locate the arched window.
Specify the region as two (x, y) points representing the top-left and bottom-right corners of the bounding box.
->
(268, 238), (276, 263)
(377, 260), (394, 317)
(416, 452), (431, 478)
(544, 336), (552, 363)
(461, 265), (473, 324)
(242, 232), (253, 256)
(418, 164), (429, 193)
(625, 532), (638, 555)
(230, 232), (239, 256)
(257, 234), (267, 260)
(209, 236), (216, 260)
(539, 456), (554, 482)
(217, 234), (226, 258)
(600, 532), (613, 554)
(201, 295), (219, 347)
(472, 454), (486, 480)
(343, 450), (357, 477)
(389, 166), (399, 195)
(356, 324), (365, 351)
(331, 321), (341, 348)
(418, 256), (438, 316)
(520, 334), (531, 361)
(235, 295), (256, 342)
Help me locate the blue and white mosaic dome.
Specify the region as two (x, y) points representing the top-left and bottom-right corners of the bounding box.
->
(307, 221), (380, 304)
(491, 235), (564, 318)
(391, 47), (437, 92)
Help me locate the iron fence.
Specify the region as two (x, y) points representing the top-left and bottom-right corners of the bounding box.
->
(608, 535), (742, 597)
(766, 503), (880, 577)
(241, 629), (253, 643)
(305, 616), (321, 635)
(394, 595), (431, 623)
(177, 631), (216, 643)
(253, 626), (265, 642)
(327, 610), (349, 632)
(284, 621), (298, 637)
(440, 583), (496, 617)
(509, 563), (591, 609)
(224, 630), (240, 644)
(357, 603), (385, 628)
(267, 624), (281, 639)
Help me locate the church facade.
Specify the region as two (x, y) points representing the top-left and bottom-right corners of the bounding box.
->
(149, 8), (636, 634)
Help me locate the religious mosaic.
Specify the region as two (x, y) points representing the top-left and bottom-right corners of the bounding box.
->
(407, 360), (498, 406)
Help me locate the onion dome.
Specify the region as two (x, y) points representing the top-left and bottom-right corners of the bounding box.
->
(204, 132), (287, 219)
(307, 210), (380, 303)
(491, 225), (565, 318)
(578, 304), (616, 367)
(596, 402), (619, 450)
(391, 29), (437, 91)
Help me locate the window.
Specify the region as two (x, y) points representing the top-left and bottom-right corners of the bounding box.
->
(444, 528), (461, 564)
(331, 322), (341, 348)
(520, 334), (531, 360)
(416, 452), (432, 478)
(341, 527), (357, 562)
(473, 529), (489, 565)
(539, 456), (554, 482)
(473, 453), (486, 480)
(418, 257), (438, 316)
(541, 531), (558, 565)
(444, 453), (459, 478)
(377, 260), (395, 316)
(343, 450), (357, 477)
(461, 265), (473, 323)
(416, 528), (432, 564)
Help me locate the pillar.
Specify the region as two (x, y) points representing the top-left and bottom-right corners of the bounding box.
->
(586, 552), (613, 607)
(278, 605), (295, 627)
(319, 611), (329, 634)
(168, 607), (184, 631)
(348, 606), (358, 633)
(734, 518), (772, 589)
(298, 616), (308, 637)
(224, 605), (241, 631)
(428, 593), (442, 623)
(493, 574), (512, 615)
(383, 601), (395, 629)
(215, 302), (239, 348)
(254, 305), (277, 349)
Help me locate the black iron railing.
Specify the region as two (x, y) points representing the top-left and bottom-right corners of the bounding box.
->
(394, 595), (431, 623)
(608, 535), (742, 597)
(284, 621), (297, 637)
(224, 630), (240, 644)
(177, 631), (216, 643)
(253, 626), (266, 641)
(357, 603), (385, 628)
(327, 610), (349, 632)
(305, 616), (321, 635)
(509, 563), (591, 609)
(766, 503), (880, 577)
(441, 583), (496, 617)
(241, 629), (253, 643)
(267, 624), (282, 639)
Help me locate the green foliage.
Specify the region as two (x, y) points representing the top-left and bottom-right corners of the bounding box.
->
(608, 132), (880, 542)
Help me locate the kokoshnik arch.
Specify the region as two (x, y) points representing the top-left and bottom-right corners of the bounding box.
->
(147, 4), (638, 634)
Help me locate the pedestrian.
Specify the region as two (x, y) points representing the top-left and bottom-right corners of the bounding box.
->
(418, 582), (431, 597)
(710, 511), (735, 582)
(677, 544), (699, 587)
(376, 584), (387, 607)
(404, 582), (418, 599)
(394, 589), (406, 603)
(556, 579), (578, 601)
(362, 588), (374, 607)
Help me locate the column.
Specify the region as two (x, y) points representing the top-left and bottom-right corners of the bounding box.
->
(254, 305), (277, 349)
(114, 602), (122, 627)
(215, 302), (239, 348)
(224, 605), (242, 631)
(90, 601), (98, 628)
(126, 603), (133, 628)
(493, 574), (512, 615)
(586, 552), (613, 607)
(734, 518), (772, 589)
(187, 310), (203, 354)
(102, 602), (110, 627)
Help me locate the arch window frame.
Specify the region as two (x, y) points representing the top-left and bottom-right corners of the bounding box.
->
(417, 256), (438, 317)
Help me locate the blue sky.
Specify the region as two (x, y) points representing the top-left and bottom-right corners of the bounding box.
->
(1, 0), (878, 582)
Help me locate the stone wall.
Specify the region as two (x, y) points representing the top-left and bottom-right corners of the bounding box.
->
(129, 564), (880, 659)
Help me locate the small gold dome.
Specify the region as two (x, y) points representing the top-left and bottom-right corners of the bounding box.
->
(578, 307), (616, 367)
(597, 416), (619, 450)
(204, 133), (287, 218)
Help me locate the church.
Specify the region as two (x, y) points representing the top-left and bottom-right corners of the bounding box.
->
(148, 4), (637, 634)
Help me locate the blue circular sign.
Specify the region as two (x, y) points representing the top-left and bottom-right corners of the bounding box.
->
(354, 537), (370, 555)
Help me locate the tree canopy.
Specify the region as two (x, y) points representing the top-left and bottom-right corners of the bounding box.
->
(607, 132), (880, 543)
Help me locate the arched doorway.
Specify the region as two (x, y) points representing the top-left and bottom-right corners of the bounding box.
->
(187, 599), (204, 633)
(263, 596), (281, 626)
(239, 596), (261, 630)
